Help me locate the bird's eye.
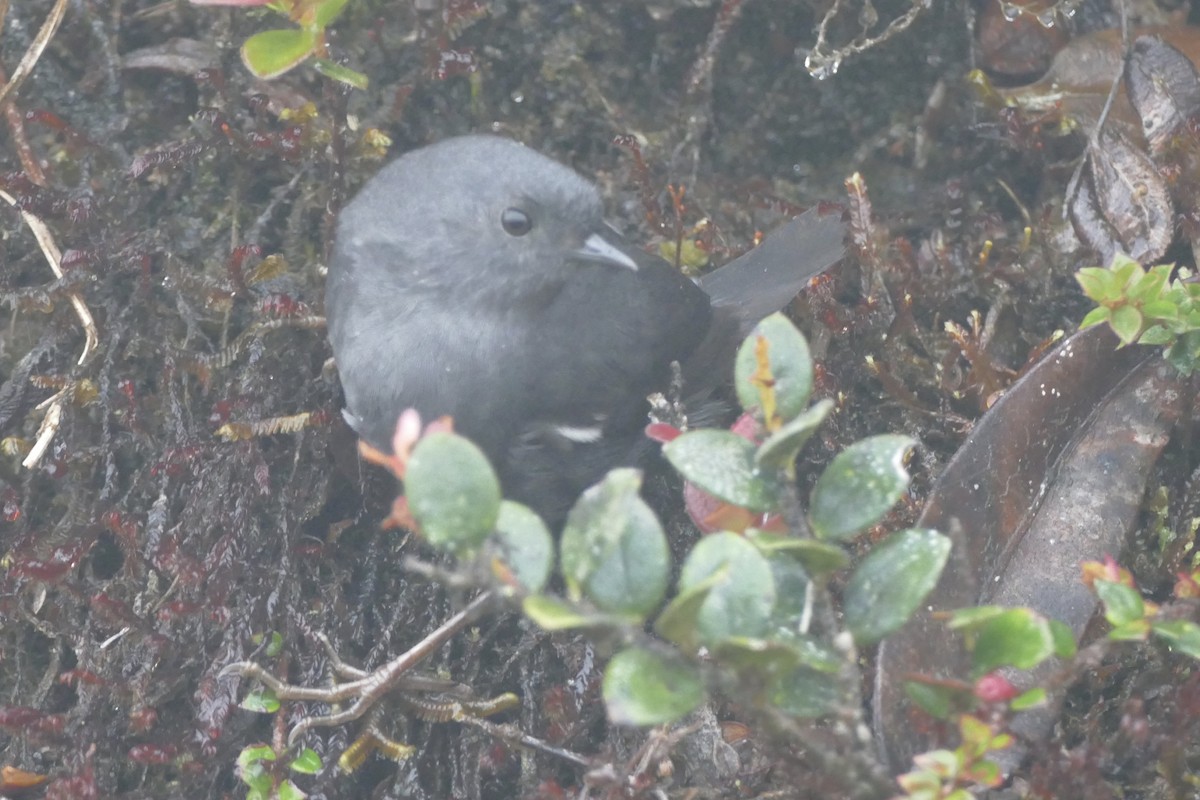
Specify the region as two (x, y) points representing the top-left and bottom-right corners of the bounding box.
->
(501, 207), (533, 236)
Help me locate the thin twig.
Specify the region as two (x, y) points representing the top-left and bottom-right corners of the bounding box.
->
(20, 386), (64, 469)
(1, 182), (99, 469)
(1062, 0), (1130, 219)
(0, 0), (69, 109)
(220, 591), (499, 746)
(457, 715), (592, 768)
(0, 189), (100, 363)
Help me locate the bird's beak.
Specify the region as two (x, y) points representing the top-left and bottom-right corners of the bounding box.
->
(572, 230), (640, 271)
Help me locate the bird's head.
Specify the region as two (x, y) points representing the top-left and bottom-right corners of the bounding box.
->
(331, 134), (641, 309)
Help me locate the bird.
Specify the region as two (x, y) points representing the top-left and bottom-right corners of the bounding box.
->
(325, 134), (844, 524)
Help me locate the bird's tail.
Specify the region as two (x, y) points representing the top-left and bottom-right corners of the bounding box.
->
(698, 206), (846, 333)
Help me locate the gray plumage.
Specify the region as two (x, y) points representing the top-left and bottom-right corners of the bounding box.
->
(326, 135), (843, 522)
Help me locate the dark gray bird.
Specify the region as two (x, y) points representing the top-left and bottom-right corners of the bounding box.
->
(326, 135), (843, 523)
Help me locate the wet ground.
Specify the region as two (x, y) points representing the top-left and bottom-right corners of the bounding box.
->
(1, 0), (1198, 797)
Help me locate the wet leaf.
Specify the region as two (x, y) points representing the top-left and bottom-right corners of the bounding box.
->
(996, 27), (1200, 134)
(874, 324), (1183, 769)
(654, 569), (724, 650)
(1126, 35), (1200, 154)
(748, 532), (849, 575)
(278, 780), (305, 800)
(489, 501), (553, 594)
(809, 434), (915, 541)
(237, 745), (277, 769)
(559, 469), (669, 618)
(241, 28), (317, 80)
(289, 748), (323, 774)
(711, 636), (803, 674)
(1012, 687), (1047, 710)
(1070, 130), (1173, 265)
(734, 313), (813, 423)
(843, 528), (951, 645)
(970, 608), (1058, 674)
(405, 432), (501, 554)
(767, 663), (841, 718)
(755, 399), (834, 470)
(603, 647), (704, 726)
(765, 552), (812, 631)
(1095, 579), (1145, 626)
(904, 679), (973, 720)
(313, 0), (351, 28)
(664, 430), (779, 512)
(240, 688), (280, 714)
(678, 532), (776, 644)
(1151, 619), (1200, 658)
(522, 595), (610, 630)
(312, 58), (370, 89)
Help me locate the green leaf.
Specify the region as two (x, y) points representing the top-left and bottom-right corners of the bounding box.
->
(714, 629), (838, 678)
(734, 313), (814, 422)
(971, 608), (1057, 674)
(1109, 619), (1152, 640)
(947, 605), (1008, 630)
(241, 28), (317, 79)
(664, 430), (778, 512)
(237, 744), (277, 770)
(1078, 305), (1111, 329)
(251, 630), (284, 657)
(240, 687), (280, 713)
(278, 780), (306, 800)
(904, 680), (963, 720)
(313, 0), (351, 27)
(245, 775), (272, 800)
(767, 664), (840, 718)
(1140, 299), (1179, 321)
(1150, 619), (1200, 659)
(405, 432), (501, 553)
(560, 469), (635, 594)
(1167, 330), (1200, 376)
(1139, 324), (1174, 345)
(765, 552), (811, 631)
(1109, 304), (1145, 345)
(603, 647), (704, 726)
(843, 528), (951, 645)
(521, 595), (614, 630)
(712, 636), (803, 674)
(809, 434), (915, 540)
(754, 399), (834, 470)
(289, 747), (323, 774)
(312, 58), (369, 89)
(560, 469), (669, 618)
(678, 532), (776, 644)
(785, 631), (844, 672)
(1127, 266), (1169, 302)
(489, 501), (553, 594)
(747, 530), (849, 575)
(654, 568), (725, 650)
(1011, 687), (1047, 710)
(1094, 579), (1145, 626)
(1075, 267), (1115, 301)
(1109, 254), (1142, 289)
(1049, 619), (1077, 658)
(959, 714), (995, 751)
